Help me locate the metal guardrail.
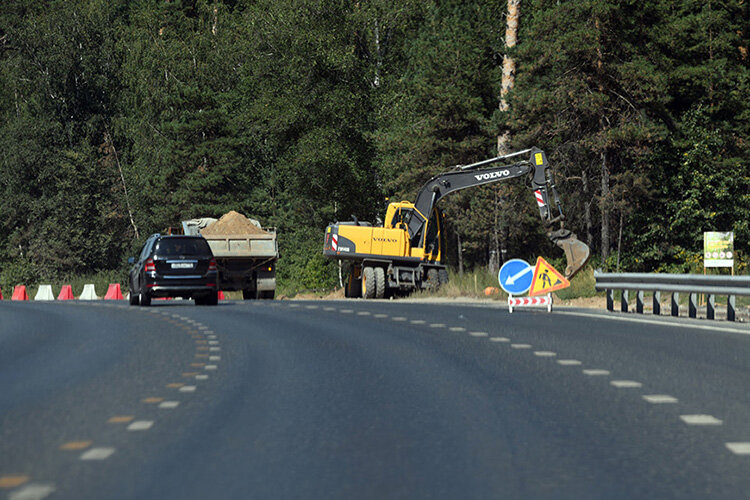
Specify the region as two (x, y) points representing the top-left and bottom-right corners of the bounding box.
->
(594, 271), (750, 322)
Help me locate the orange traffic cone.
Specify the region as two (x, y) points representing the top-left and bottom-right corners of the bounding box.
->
(104, 283), (124, 300)
(12, 285), (29, 301)
(58, 285), (75, 300)
(0, 287), (3, 300)
(218, 291), (226, 300)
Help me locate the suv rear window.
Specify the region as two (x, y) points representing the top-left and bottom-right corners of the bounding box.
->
(155, 238), (211, 257)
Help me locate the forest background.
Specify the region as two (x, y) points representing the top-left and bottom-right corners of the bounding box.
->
(0, 0), (748, 294)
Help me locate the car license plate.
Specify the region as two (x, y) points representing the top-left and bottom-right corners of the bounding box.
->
(171, 262), (194, 269)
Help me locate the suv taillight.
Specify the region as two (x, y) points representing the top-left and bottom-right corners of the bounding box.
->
(208, 258), (217, 272)
(145, 258), (156, 272)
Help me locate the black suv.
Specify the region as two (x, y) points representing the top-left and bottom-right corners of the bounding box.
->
(129, 234), (219, 306)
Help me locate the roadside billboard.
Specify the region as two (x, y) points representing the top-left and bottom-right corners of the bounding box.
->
(704, 232), (734, 268)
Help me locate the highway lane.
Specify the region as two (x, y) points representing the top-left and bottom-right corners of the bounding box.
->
(1, 299), (749, 499)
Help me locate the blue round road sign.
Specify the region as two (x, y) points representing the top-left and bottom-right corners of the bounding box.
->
(498, 259), (533, 295)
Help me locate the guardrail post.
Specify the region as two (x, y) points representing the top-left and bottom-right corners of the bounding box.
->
(689, 293), (698, 318)
(707, 294), (715, 320)
(728, 295), (736, 322)
(653, 291), (661, 316)
(671, 292), (679, 317)
(621, 290), (629, 313)
(606, 289), (614, 312)
(636, 291), (644, 314)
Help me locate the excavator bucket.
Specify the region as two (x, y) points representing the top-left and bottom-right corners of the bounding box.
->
(548, 229), (591, 279)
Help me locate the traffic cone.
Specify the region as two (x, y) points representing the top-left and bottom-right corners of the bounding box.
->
(34, 285), (55, 301)
(218, 291), (226, 300)
(12, 285), (29, 301)
(0, 287), (3, 300)
(104, 283), (124, 300)
(58, 285), (75, 300)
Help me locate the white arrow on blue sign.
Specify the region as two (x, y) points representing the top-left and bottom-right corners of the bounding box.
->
(498, 259), (533, 295)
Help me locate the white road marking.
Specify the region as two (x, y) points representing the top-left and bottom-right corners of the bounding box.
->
(80, 447), (115, 460)
(725, 442), (750, 455)
(358, 311), (372, 316)
(449, 327), (466, 332)
(340, 309), (353, 314)
(199, 326), (209, 330)
(557, 359), (582, 365)
(469, 332), (488, 337)
(9, 484), (55, 500)
(410, 320), (426, 324)
(534, 351), (556, 357)
(288, 304), (300, 308)
(127, 420), (154, 431)
(555, 310), (750, 336)
(374, 314), (388, 318)
(392, 317), (407, 321)
(489, 337), (510, 342)
(208, 341), (219, 345)
(195, 374), (209, 380)
(643, 394), (678, 404)
(179, 386), (197, 392)
(429, 323), (445, 328)
(305, 305), (318, 309)
(680, 414), (723, 425)
(510, 344), (532, 349)
(205, 365), (218, 370)
(207, 335), (217, 339)
(611, 380), (642, 388)
(583, 369), (610, 376)
(323, 307), (336, 311)
(209, 347), (221, 351)
(209, 355), (221, 361)
(159, 401), (180, 409)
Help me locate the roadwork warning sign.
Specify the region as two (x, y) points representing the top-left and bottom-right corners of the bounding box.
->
(529, 257), (570, 296)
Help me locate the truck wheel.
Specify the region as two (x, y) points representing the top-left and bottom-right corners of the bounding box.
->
(242, 289), (257, 300)
(374, 267), (385, 299)
(438, 269), (449, 286)
(425, 268), (439, 290)
(361, 267), (376, 299)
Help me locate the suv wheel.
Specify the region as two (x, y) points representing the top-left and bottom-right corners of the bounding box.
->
(129, 290), (139, 306)
(139, 292), (151, 307)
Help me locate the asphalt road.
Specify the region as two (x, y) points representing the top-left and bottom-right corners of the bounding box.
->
(1, 299), (749, 499)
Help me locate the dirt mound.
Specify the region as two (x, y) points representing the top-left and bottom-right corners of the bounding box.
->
(200, 211), (268, 236)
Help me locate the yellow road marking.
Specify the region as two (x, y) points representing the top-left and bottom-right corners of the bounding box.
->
(166, 383), (184, 388)
(195, 340), (207, 344)
(196, 346), (209, 351)
(191, 362), (206, 367)
(195, 354), (209, 358)
(182, 372), (199, 377)
(108, 416), (135, 423)
(142, 397), (164, 404)
(0, 475), (29, 488)
(60, 441), (92, 450)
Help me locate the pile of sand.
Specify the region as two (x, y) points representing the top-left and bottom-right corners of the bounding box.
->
(200, 211), (269, 236)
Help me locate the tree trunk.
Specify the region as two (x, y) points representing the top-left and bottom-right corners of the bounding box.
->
(457, 232), (464, 275)
(582, 169), (593, 245)
(616, 202), (624, 272)
(600, 150), (610, 264)
(497, 0), (520, 155)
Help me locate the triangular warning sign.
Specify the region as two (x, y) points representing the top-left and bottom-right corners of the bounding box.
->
(529, 256), (570, 296)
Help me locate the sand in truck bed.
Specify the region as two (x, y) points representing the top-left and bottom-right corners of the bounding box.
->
(200, 210), (270, 236)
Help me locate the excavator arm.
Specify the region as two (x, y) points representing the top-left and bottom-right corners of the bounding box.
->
(407, 148), (590, 279)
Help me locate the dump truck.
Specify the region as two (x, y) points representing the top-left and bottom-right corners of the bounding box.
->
(323, 147), (590, 298)
(183, 211), (278, 299)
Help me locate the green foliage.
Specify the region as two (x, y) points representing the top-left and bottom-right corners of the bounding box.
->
(0, 0), (747, 290)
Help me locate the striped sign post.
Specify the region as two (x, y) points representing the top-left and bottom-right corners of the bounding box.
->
(508, 293), (552, 313)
